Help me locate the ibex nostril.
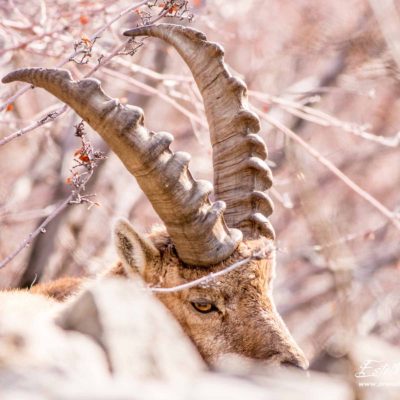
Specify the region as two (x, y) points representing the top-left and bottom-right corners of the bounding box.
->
(280, 353), (309, 370)
(281, 360), (305, 370)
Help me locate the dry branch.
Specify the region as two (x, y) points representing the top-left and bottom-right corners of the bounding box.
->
(150, 249), (268, 293)
(250, 91), (400, 148)
(257, 108), (400, 232)
(0, 121), (104, 269)
(0, 0), (148, 113)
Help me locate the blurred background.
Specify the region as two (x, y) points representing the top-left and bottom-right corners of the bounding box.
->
(1, 0), (399, 397)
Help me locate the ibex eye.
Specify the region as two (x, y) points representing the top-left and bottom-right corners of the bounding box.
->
(191, 301), (217, 314)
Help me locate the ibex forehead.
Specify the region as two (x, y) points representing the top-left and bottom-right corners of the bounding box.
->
(163, 238), (276, 290)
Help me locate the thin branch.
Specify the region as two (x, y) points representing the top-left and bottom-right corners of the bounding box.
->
(279, 220), (390, 256)
(0, 196), (72, 270)
(256, 108), (400, 232)
(0, 27), (65, 56)
(0, 203), (59, 222)
(0, 2), (180, 146)
(250, 91), (400, 147)
(149, 250), (266, 293)
(0, 122), (104, 270)
(0, 0), (148, 112)
(115, 58), (193, 82)
(99, 66), (207, 128)
(0, 105), (68, 146)
(0, 41), (132, 147)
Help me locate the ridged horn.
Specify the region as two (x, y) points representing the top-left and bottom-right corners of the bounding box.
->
(124, 23), (275, 240)
(2, 68), (242, 266)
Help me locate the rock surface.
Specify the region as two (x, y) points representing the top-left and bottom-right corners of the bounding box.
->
(0, 277), (354, 399)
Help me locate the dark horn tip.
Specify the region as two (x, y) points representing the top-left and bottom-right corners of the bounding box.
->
(123, 25), (153, 37)
(2, 71), (18, 84)
(2, 68), (73, 85)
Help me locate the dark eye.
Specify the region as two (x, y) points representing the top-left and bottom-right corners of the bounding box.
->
(191, 301), (218, 314)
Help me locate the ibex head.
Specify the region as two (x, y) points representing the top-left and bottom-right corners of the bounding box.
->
(2, 24), (307, 368)
(114, 220), (307, 367)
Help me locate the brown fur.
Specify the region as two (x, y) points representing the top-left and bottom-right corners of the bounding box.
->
(29, 224), (308, 369)
(138, 234), (307, 367)
(30, 277), (83, 302)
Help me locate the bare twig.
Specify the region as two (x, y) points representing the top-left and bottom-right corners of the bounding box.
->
(0, 196), (72, 270)
(99, 66), (207, 128)
(0, 203), (59, 222)
(115, 58), (192, 82)
(0, 37), (129, 146)
(0, 0), (148, 113)
(0, 105), (68, 146)
(0, 122), (104, 270)
(0, 2), (182, 147)
(250, 91), (400, 147)
(149, 250), (267, 293)
(279, 220), (389, 256)
(256, 108), (400, 232)
(0, 26), (68, 56)
(1, 40), (135, 147)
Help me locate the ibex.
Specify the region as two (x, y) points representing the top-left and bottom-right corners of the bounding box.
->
(2, 24), (308, 368)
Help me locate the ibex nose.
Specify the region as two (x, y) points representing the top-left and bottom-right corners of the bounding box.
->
(277, 336), (309, 370)
(281, 355), (309, 370)
(276, 341), (309, 370)
(264, 312), (309, 370)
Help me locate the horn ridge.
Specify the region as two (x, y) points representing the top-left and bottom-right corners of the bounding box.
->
(2, 67), (242, 265)
(124, 23), (274, 239)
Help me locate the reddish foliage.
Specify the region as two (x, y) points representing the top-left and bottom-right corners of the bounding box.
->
(79, 15), (89, 25)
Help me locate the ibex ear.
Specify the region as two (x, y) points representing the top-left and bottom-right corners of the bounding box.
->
(114, 219), (159, 276)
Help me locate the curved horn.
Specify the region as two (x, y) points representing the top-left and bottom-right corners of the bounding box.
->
(124, 24), (275, 240)
(2, 68), (242, 266)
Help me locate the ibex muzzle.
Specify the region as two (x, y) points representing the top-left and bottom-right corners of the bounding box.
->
(2, 23), (308, 369)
